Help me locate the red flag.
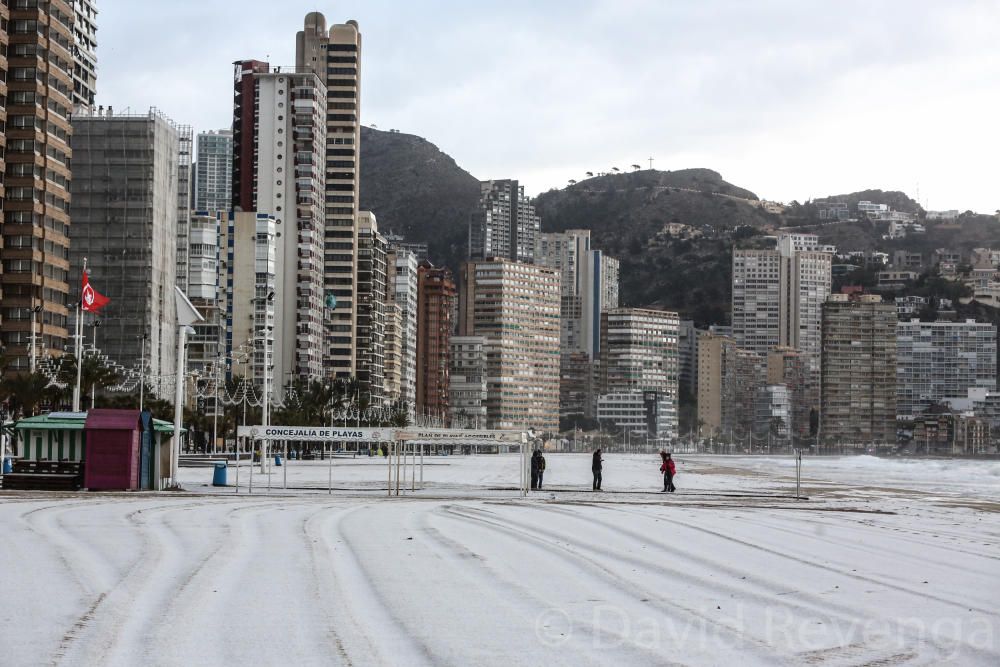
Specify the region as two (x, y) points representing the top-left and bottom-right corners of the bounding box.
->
(81, 270), (110, 312)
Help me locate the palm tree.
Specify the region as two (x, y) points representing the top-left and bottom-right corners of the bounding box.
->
(56, 355), (122, 407)
(631, 164), (641, 171)
(0, 371), (56, 417)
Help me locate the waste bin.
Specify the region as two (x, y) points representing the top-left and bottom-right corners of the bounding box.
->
(2, 457), (12, 474)
(274, 455), (283, 466)
(212, 461), (227, 487)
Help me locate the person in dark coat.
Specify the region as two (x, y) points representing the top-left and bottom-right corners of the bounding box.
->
(530, 449), (540, 490)
(536, 450), (546, 489)
(592, 448), (603, 491)
(660, 451), (676, 492)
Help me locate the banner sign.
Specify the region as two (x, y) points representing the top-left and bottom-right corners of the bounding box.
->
(396, 428), (526, 443)
(237, 425), (391, 442)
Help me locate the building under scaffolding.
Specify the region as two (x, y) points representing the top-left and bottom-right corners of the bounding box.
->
(68, 107), (184, 397)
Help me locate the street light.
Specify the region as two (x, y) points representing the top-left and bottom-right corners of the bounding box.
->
(252, 289), (275, 473)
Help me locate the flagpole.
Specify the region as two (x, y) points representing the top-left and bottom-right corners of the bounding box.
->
(72, 257), (87, 412)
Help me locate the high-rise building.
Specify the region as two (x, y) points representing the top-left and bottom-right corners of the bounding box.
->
(68, 109), (182, 394)
(356, 211), (386, 403)
(597, 308), (680, 440)
(226, 212), (277, 387)
(388, 249), (418, 412)
(449, 335), (488, 428)
(296, 12), (362, 379)
(535, 229), (619, 420)
(766, 347), (810, 440)
(696, 331), (735, 437)
(820, 294), (897, 444)
(678, 320), (698, 394)
(732, 233), (831, 425)
(1, 1), (77, 369)
(755, 385), (791, 441)
(417, 263), (457, 422)
(896, 318), (997, 420)
(458, 259), (560, 432)
(232, 60), (327, 386)
(174, 125), (193, 291)
(469, 179), (540, 264)
(70, 0), (98, 109)
(185, 211), (225, 376)
(383, 300), (402, 403)
(193, 130), (233, 213)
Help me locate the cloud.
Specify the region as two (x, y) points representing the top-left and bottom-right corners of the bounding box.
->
(97, 0), (1000, 212)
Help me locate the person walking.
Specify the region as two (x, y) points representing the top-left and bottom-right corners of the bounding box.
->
(660, 451), (676, 492)
(536, 450), (547, 490)
(592, 448), (603, 491)
(530, 449), (541, 490)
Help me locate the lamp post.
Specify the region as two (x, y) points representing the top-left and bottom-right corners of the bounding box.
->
(171, 287), (205, 487)
(252, 290), (275, 473)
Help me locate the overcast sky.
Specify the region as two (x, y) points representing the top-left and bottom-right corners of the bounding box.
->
(99, 0), (999, 212)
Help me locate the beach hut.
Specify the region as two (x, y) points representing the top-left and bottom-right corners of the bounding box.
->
(12, 411), (184, 490)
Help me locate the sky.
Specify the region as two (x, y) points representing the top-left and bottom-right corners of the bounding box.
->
(98, 0), (1000, 212)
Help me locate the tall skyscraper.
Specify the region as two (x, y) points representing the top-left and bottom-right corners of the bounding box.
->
(896, 318), (997, 420)
(535, 229), (619, 420)
(469, 180), (540, 264)
(732, 233), (831, 424)
(68, 109), (183, 394)
(459, 259), (560, 432)
(185, 211), (225, 375)
(193, 130), (233, 212)
(174, 125), (193, 291)
(70, 0), (98, 109)
(232, 60), (327, 386)
(356, 211), (387, 403)
(388, 249), (419, 412)
(449, 336), (488, 428)
(226, 212), (277, 387)
(821, 294), (898, 444)
(417, 263), (457, 422)
(296, 12), (362, 379)
(696, 331), (735, 437)
(597, 308), (680, 441)
(2, 1), (78, 369)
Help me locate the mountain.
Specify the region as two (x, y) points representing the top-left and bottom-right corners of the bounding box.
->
(534, 169), (779, 324)
(359, 126), (479, 269)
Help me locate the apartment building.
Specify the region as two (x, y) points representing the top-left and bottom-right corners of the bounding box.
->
(231, 60), (327, 385)
(355, 210), (387, 403)
(820, 294), (897, 444)
(417, 263), (457, 421)
(458, 259), (560, 432)
(449, 335), (488, 428)
(896, 319), (997, 420)
(1, 0), (77, 368)
(193, 130), (233, 212)
(597, 308), (680, 440)
(469, 179), (540, 264)
(68, 109), (182, 393)
(296, 12), (363, 379)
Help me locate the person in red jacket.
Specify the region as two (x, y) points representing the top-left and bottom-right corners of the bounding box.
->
(659, 451), (676, 492)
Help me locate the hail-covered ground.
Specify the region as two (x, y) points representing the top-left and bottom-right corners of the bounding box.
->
(2, 453), (998, 666)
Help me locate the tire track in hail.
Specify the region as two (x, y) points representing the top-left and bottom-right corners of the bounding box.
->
(519, 502), (982, 664)
(439, 504), (778, 663)
(640, 506), (997, 616)
(419, 504), (676, 666)
(330, 502), (446, 665)
(51, 498), (212, 666)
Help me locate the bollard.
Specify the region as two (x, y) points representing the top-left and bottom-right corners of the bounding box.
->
(212, 461), (227, 487)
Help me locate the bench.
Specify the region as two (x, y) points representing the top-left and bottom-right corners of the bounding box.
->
(2, 460), (84, 491)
